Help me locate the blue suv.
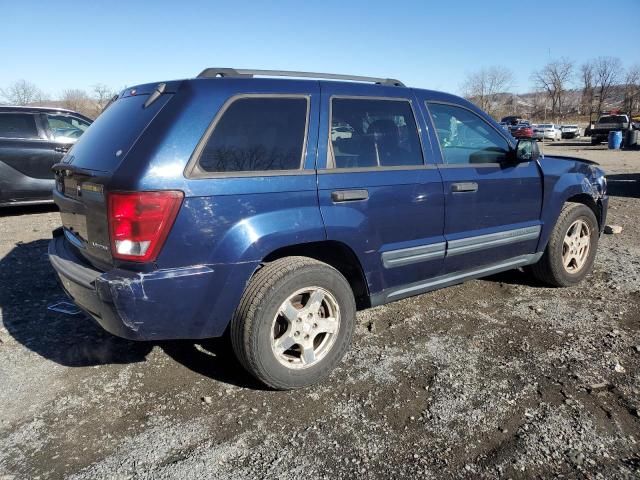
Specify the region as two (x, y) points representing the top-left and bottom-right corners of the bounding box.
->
(49, 68), (608, 389)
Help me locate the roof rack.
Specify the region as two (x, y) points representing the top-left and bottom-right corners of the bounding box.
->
(196, 68), (405, 87)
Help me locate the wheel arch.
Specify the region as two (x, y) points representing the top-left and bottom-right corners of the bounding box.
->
(262, 241), (371, 309)
(566, 193), (602, 229)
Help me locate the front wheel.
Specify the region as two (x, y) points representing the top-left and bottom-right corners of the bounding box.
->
(231, 256), (356, 389)
(530, 203), (599, 287)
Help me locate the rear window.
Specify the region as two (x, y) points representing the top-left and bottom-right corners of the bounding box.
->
(63, 93), (172, 172)
(0, 113), (39, 139)
(598, 115), (626, 123)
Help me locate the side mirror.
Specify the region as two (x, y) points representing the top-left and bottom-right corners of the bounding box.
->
(514, 138), (540, 162)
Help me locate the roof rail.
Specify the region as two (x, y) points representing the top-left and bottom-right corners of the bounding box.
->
(196, 68), (405, 87)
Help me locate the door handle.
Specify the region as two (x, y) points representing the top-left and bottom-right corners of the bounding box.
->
(331, 189), (369, 202)
(451, 182), (478, 193)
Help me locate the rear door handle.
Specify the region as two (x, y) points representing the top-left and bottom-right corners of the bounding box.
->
(451, 182), (478, 193)
(331, 189), (369, 202)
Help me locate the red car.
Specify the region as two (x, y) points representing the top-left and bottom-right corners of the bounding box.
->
(510, 123), (534, 139)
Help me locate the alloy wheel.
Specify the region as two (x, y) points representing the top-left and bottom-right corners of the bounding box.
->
(562, 219), (591, 273)
(271, 287), (340, 369)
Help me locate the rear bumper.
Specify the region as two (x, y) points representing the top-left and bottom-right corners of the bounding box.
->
(48, 228), (236, 340)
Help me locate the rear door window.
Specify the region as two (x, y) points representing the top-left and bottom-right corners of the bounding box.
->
(0, 113), (39, 139)
(198, 96), (309, 173)
(329, 98), (423, 168)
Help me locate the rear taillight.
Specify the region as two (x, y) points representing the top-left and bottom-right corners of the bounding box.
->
(108, 191), (184, 262)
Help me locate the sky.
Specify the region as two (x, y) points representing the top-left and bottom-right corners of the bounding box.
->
(1, 0), (639, 97)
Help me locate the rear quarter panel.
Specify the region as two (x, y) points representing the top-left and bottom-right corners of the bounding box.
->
(108, 79), (324, 337)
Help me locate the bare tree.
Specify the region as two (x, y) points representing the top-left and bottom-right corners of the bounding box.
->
(461, 66), (514, 116)
(580, 62), (595, 117)
(531, 58), (574, 120)
(623, 64), (640, 115)
(0, 79), (43, 106)
(92, 83), (117, 116)
(592, 56), (623, 114)
(60, 89), (92, 117)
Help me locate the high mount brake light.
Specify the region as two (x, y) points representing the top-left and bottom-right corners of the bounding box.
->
(108, 191), (184, 262)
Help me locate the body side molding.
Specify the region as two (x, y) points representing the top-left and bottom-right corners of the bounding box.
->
(447, 225), (541, 257)
(382, 242), (446, 269)
(371, 253), (543, 306)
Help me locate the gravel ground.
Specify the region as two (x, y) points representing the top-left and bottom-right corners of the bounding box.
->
(0, 139), (639, 479)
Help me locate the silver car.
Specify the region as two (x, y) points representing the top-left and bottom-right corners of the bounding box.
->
(560, 125), (581, 139)
(533, 124), (562, 141)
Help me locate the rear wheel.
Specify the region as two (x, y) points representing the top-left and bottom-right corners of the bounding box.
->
(530, 203), (598, 287)
(231, 256), (356, 389)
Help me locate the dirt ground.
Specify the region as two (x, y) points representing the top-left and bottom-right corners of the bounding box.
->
(1, 138), (639, 479)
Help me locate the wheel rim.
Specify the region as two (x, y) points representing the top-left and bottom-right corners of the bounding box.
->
(562, 219), (591, 274)
(271, 287), (340, 370)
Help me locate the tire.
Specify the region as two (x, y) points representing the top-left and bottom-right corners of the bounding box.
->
(530, 203), (599, 287)
(231, 256), (356, 390)
(591, 137), (600, 145)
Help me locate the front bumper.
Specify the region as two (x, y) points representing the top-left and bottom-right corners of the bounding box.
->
(599, 195), (609, 234)
(48, 228), (226, 340)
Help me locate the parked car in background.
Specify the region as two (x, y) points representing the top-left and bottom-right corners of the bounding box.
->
(533, 124), (561, 141)
(331, 124), (354, 141)
(510, 122), (534, 139)
(501, 116), (526, 126)
(48, 68), (608, 389)
(0, 106), (92, 206)
(590, 114), (633, 145)
(560, 125), (581, 139)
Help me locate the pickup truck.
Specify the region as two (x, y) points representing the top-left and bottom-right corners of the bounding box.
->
(589, 114), (634, 145)
(48, 68), (609, 389)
